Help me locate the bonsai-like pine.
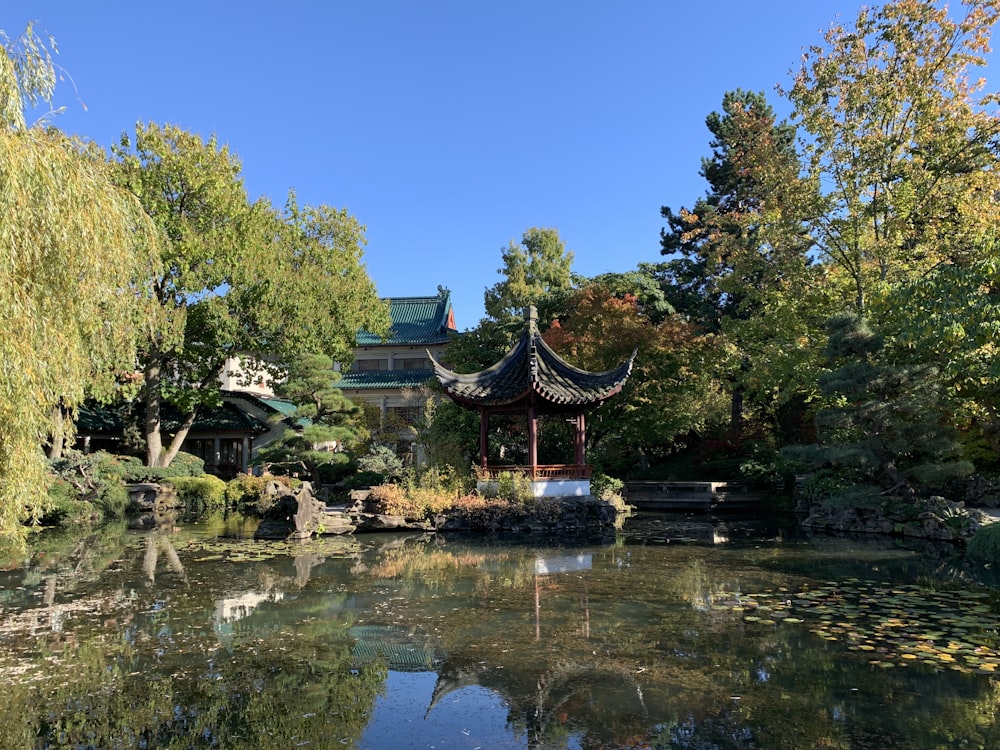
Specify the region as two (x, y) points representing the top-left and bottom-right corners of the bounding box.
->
(255, 353), (366, 486)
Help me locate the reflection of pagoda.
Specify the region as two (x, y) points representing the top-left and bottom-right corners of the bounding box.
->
(430, 306), (635, 496)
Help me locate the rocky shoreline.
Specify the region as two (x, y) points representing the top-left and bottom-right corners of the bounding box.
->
(127, 479), (997, 544)
(799, 494), (992, 542)
(251, 481), (628, 540)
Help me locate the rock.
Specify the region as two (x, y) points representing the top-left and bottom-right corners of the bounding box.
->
(255, 483), (337, 540)
(318, 510), (356, 535)
(353, 513), (434, 532)
(127, 482), (181, 513)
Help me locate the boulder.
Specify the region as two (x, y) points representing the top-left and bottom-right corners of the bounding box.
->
(254, 482), (355, 540)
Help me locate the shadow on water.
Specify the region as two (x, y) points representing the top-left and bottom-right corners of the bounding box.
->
(2, 512), (1000, 749)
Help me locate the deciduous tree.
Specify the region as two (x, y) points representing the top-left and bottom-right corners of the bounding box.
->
(784, 0), (1000, 315)
(543, 278), (728, 474)
(882, 249), (1000, 463)
(0, 26), (160, 536)
(111, 125), (389, 466)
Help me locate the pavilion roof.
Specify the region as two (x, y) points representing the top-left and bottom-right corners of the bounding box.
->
(429, 307), (635, 410)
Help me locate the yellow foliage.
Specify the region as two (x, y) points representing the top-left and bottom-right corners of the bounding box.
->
(0, 31), (161, 539)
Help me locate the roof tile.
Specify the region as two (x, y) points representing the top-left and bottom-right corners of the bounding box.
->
(338, 370), (437, 390)
(430, 308), (635, 411)
(356, 293), (457, 346)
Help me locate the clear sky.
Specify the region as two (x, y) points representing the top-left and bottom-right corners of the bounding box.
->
(8, 1), (883, 330)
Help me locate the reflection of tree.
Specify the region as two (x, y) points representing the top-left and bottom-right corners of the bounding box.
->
(142, 531), (187, 584)
(528, 661), (649, 749)
(347, 536), (1000, 749)
(9, 627), (387, 749)
(7, 525), (1000, 748)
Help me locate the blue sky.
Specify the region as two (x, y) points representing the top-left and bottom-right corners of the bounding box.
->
(8, 1), (883, 329)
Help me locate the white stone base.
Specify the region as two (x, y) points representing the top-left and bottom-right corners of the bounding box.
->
(478, 479), (591, 498)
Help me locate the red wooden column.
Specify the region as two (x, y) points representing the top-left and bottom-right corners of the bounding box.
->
(527, 402), (538, 477)
(479, 407), (489, 469)
(574, 411), (586, 467)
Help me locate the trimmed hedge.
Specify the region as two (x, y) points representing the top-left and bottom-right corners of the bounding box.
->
(121, 452), (206, 482)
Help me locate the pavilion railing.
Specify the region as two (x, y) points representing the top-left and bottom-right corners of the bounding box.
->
(475, 464), (592, 481)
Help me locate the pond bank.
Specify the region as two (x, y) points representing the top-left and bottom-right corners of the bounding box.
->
(248, 480), (629, 540)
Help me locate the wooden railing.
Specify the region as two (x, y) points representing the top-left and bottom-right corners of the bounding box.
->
(476, 464), (592, 481)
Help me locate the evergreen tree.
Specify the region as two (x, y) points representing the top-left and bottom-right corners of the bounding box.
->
(254, 353), (366, 485)
(784, 313), (972, 505)
(660, 90), (822, 433)
(483, 227), (577, 324)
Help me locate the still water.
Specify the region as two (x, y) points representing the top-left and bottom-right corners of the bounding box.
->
(2, 512), (999, 749)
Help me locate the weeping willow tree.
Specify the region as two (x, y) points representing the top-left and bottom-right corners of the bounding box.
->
(0, 25), (160, 538)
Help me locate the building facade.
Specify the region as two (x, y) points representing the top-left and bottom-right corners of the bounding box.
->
(75, 290), (458, 475)
(337, 290), (458, 427)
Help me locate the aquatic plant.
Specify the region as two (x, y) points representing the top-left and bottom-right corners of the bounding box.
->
(729, 579), (1000, 674)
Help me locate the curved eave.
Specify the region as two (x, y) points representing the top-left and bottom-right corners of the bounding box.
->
(429, 338), (637, 410)
(530, 338), (637, 406)
(429, 337), (532, 406)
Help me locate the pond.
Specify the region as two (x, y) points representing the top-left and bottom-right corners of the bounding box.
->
(2, 512), (1000, 749)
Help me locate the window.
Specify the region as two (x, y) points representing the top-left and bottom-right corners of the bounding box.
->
(397, 357), (431, 370)
(388, 406), (422, 426)
(353, 358), (388, 371)
(217, 439), (244, 479)
(186, 439), (215, 465)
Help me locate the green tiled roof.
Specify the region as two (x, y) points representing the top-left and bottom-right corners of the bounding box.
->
(349, 625), (438, 672)
(197, 402), (271, 433)
(257, 397), (298, 417)
(356, 292), (457, 346)
(76, 400), (271, 435)
(338, 370), (437, 390)
(225, 392), (308, 427)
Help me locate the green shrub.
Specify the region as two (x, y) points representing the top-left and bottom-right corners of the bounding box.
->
(342, 470), (385, 489)
(967, 522), (1000, 565)
(40, 477), (101, 526)
(93, 481), (130, 519)
(170, 451), (207, 476)
(225, 473), (271, 510)
(44, 450), (136, 524)
(121, 451), (206, 482)
(225, 473), (295, 516)
(356, 445), (405, 483)
(86, 452), (144, 482)
(590, 472), (624, 501)
(317, 459), (354, 486)
(485, 471), (533, 503)
(167, 475), (227, 511)
(798, 472), (844, 504)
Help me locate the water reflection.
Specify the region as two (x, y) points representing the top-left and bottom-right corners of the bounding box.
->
(1, 514), (999, 748)
(534, 553), (592, 640)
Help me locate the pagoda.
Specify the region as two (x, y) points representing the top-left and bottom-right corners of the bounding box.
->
(429, 306), (635, 496)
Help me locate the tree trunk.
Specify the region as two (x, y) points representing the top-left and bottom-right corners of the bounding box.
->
(161, 411), (198, 467)
(730, 386), (744, 433)
(144, 356), (165, 466)
(47, 403), (66, 459)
